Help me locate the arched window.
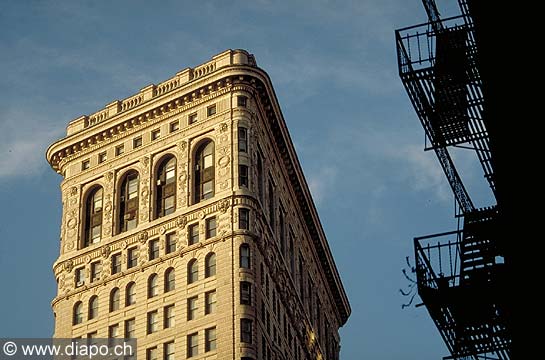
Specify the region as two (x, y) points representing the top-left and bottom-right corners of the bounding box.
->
(194, 140), (214, 203)
(110, 288), (120, 312)
(155, 156), (177, 218)
(118, 171), (139, 233)
(164, 268), (175, 292)
(188, 259), (199, 284)
(126, 282), (136, 306)
(88, 296), (98, 320)
(240, 244), (250, 269)
(205, 253), (216, 278)
(73, 301), (83, 325)
(148, 274), (158, 298)
(83, 187), (103, 247)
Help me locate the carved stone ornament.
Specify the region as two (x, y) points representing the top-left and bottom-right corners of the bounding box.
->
(218, 123), (228, 133)
(138, 230), (149, 243)
(176, 215), (187, 228)
(101, 245), (111, 258)
(159, 226), (166, 235)
(70, 187), (78, 196)
(218, 199), (229, 213)
(105, 171), (114, 182)
(63, 260), (74, 273)
(177, 141), (187, 152)
(218, 156), (230, 168)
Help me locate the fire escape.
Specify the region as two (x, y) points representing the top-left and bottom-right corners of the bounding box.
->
(396, 1), (511, 359)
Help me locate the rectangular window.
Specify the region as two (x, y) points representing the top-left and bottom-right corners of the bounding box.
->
(111, 253), (121, 274)
(98, 152), (107, 163)
(149, 239), (159, 260)
(207, 104), (216, 117)
(166, 232), (176, 254)
(239, 208), (249, 230)
(146, 347), (157, 360)
(188, 223), (199, 245)
(90, 261), (102, 282)
(164, 304), (175, 329)
(125, 318), (136, 338)
(127, 247), (138, 269)
(169, 121), (179, 133)
(109, 323), (119, 338)
(268, 179), (275, 230)
(241, 319), (253, 343)
(187, 333), (198, 358)
(115, 144), (124, 156)
(239, 165), (248, 187)
(279, 206), (285, 254)
(188, 112), (198, 124)
(164, 342), (175, 360)
(81, 159), (90, 170)
(237, 96), (247, 107)
(75, 267), (85, 287)
(187, 296), (198, 320)
(205, 217), (216, 239)
(151, 129), (161, 141)
(205, 290), (217, 315)
(133, 136), (142, 149)
(205, 327), (217, 352)
(240, 281), (251, 305)
(147, 310), (158, 334)
(238, 127), (248, 153)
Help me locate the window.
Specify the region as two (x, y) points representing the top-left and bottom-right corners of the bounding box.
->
(257, 152), (264, 203)
(146, 347), (157, 360)
(164, 342), (175, 360)
(187, 259), (198, 284)
(111, 253), (121, 274)
(187, 296), (198, 320)
(268, 180), (275, 229)
(239, 165), (248, 187)
(207, 104), (216, 116)
(298, 255), (304, 297)
(241, 319), (252, 343)
(91, 262), (101, 282)
(151, 129), (161, 140)
(240, 244), (250, 269)
(239, 208), (249, 230)
(187, 333), (198, 358)
(205, 327), (217, 352)
(133, 136), (143, 149)
(194, 140), (215, 202)
(205, 253), (216, 278)
(240, 281), (252, 305)
(110, 288), (120, 312)
(75, 267), (85, 287)
(148, 274), (158, 298)
(83, 187), (103, 247)
(188, 112), (197, 124)
(73, 302), (83, 325)
(237, 96), (247, 107)
(108, 323), (119, 339)
(125, 318), (136, 338)
(82, 159), (90, 170)
(88, 296), (98, 320)
(238, 127), (248, 152)
(205, 217), (216, 238)
(188, 224), (199, 245)
(118, 171), (139, 233)
(169, 121), (179, 133)
(279, 206), (285, 254)
(164, 304), (175, 328)
(166, 232), (176, 254)
(155, 156), (176, 218)
(149, 239), (159, 260)
(205, 290), (216, 315)
(126, 282), (136, 306)
(289, 231), (295, 273)
(127, 247), (138, 268)
(115, 144), (124, 156)
(147, 310), (158, 334)
(164, 268), (175, 292)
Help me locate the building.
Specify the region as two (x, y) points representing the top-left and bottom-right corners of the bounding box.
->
(396, 1), (512, 359)
(46, 49), (351, 360)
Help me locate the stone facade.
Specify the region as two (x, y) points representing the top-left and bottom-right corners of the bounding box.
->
(46, 49), (351, 360)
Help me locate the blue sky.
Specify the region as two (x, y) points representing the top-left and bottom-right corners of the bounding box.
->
(0, 1), (494, 359)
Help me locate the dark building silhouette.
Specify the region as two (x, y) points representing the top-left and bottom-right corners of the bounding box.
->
(396, 1), (512, 359)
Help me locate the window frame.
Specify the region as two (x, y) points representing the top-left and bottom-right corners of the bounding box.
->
(205, 217), (216, 239)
